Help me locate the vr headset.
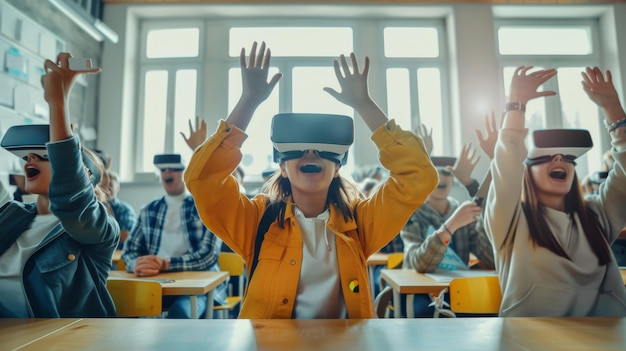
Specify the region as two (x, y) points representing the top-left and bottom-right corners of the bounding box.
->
(1, 124), (101, 185)
(271, 113), (354, 165)
(525, 129), (593, 166)
(430, 156), (456, 176)
(153, 154), (185, 171)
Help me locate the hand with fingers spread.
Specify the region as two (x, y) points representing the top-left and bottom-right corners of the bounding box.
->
(474, 111), (503, 160)
(227, 41), (282, 131)
(41, 53), (101, 142)
(415, 124), (433, 155)
(448, 143), (480, 186)
(508, 66), (557, 105)
(324, 53), (387, 132)
(181, 116), (207, 151)
(581, 67), (626, 124)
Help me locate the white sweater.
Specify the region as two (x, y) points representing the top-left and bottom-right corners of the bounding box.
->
(485, 125), (626, 317)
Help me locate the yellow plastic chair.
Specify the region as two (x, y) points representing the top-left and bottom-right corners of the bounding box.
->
(106, 279), (162, 317)
(214, 252), (245, 318)
(447, 275), (502, 315)
(386, 252), (404, 269)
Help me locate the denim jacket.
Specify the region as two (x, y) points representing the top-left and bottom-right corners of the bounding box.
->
(0, 136), (119, 317)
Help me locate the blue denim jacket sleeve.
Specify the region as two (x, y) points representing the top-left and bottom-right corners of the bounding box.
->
(46, 136), (119, 261)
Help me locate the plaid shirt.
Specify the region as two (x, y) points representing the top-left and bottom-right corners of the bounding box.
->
(122, 195), (223, 275)
(401, 197), (494, 273)
(108, 198), (136, 232)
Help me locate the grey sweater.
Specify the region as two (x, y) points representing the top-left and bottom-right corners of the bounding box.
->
(485, 126), (626, 317)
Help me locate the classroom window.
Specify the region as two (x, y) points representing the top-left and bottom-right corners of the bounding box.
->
(146, 28), (200, 58)
(136, 20), (447, 180)
(496, 20), (601, 177)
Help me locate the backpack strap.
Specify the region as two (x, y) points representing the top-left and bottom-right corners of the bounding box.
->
(248, 202), (281, 283)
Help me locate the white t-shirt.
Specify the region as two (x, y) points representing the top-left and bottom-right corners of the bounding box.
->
(294, 207), (347, 319)
(157, 193), (191, 258)
(0, 214), (60, 317)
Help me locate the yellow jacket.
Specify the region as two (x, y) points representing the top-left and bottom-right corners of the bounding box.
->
(185, 119), (437, 318)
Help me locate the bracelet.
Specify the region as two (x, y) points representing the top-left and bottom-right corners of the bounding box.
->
(441, 223), (453, 245)
(603, 117), (626, 132)
(505, 102), (526, 113)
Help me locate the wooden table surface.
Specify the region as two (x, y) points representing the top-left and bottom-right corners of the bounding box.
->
(108, 270), (228, 296)
(2, 317), (626, 351)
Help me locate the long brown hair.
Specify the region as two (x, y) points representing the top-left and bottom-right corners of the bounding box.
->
(260, 171), (364, 228)
(520, 164), (611, 265)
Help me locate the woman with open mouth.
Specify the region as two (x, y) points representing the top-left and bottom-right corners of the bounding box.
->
(185, 41), (438, 319)
(0, 53), (119, 318)
(484, 65), (626, 317)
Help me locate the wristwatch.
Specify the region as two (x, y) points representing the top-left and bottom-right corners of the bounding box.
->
(505, 102), (526, 112)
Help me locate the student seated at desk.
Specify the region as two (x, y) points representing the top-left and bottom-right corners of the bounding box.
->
(485, 65), (626, 317)
(400, 141), (495, 317)
(184, 42), (437, 319)
(122, 153), (227, 319)
(0, 53), (119, 318)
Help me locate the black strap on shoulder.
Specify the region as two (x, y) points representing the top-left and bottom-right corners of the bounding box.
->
(249, 202), (281, 283)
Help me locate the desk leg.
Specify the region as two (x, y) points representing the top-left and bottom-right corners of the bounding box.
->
(190, 296), (198, 319)
(204, 290), (215, 319)
(406, 294), (414, 318)
(368, 266), (376, 301)
(393, 289), (401, 319)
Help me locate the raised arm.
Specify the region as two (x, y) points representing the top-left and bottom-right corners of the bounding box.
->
(226, 41), (282, 131)
(448, 143), (480, 195)
(415, 124), (434, 155)
(581, 67), (626, 125)
(323, 53), (387, 132)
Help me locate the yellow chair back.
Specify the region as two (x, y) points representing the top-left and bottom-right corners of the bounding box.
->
(215, 252), (245, 318)
(448, 275), (501, 314)
(106, 279), (162, 317)
(387, 252), (404, 269)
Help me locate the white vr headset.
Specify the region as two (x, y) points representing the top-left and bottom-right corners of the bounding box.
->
(525, 129), (593, 166)
(271, 113), (354, 165)
(153, 154), (185, 171)
(1, 124), (101, 185)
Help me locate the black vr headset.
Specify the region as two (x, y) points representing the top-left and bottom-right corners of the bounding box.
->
(1, 124), (101, 185)
(271, 113), (354, 165)
(430, 156), (456, 176)
(153, 154), (185, 171)
(525, 129), (593, 166)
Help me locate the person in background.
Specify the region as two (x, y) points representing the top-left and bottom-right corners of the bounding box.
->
(121, 153), (227, 319)
(484, 65), (626, 317)
(0, 52), (119, 317)
(400, 143), (495, 316)
(101, 169), (136, 248)
(184, 41), (437, 319)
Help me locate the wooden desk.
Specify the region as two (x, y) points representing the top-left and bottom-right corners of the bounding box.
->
(0, 318), (80, 351)
(3, 317), (626, 350)
(380, 269), (450, 318)
(366, 252), (389, 299)
(108, 270), (229, 319)
(383, 269), (626, 319)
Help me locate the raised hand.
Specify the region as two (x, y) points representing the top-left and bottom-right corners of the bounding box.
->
(227, 42), (282, 131)
(324, 53), (387, 132)
(240, 41), (282, 108)
(180, 116), (207, 151)
(474, 111), (503, 160)
(41, 52), (101, 142)
(509, 66), (557, 104)
(448, 143), (480, 186)
(415, 124), (433, 155)
(324, 53), (370, 109)
(581, 67), (626, 123)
